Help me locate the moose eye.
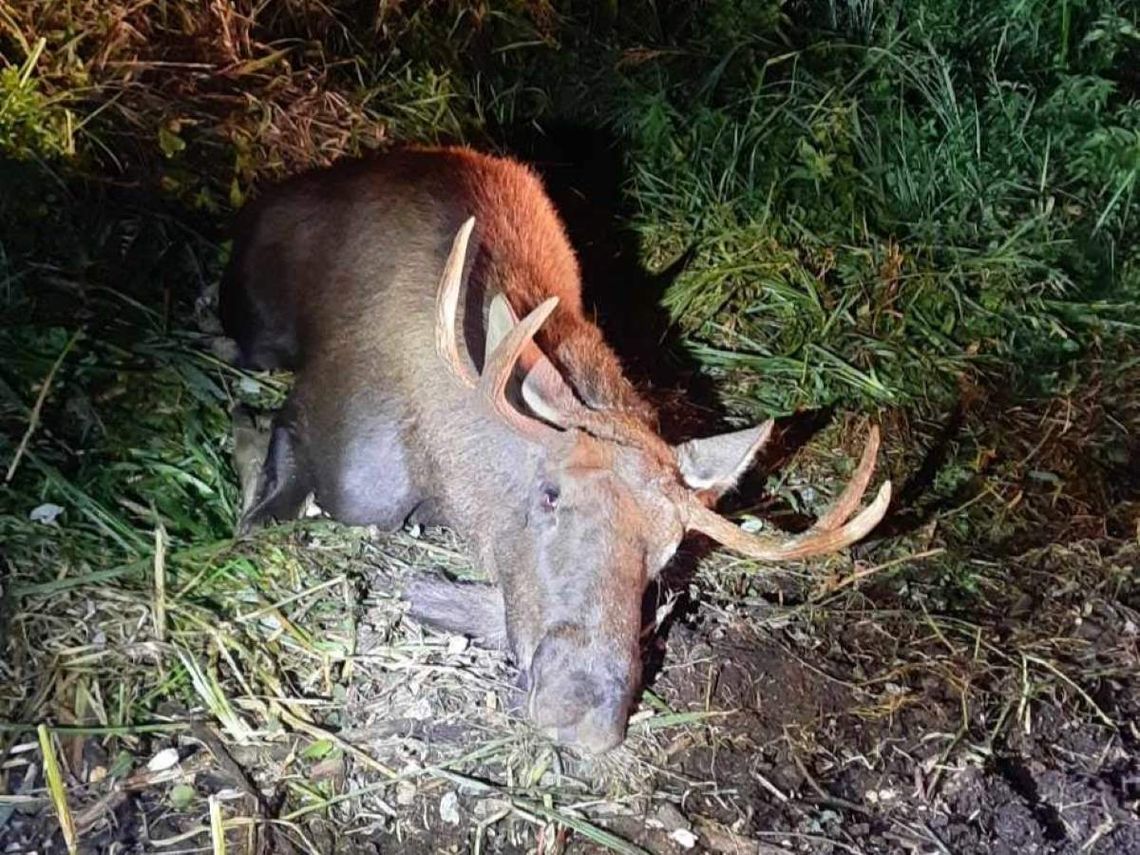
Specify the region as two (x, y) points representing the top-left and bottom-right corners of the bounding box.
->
(538, 482), (560, 511)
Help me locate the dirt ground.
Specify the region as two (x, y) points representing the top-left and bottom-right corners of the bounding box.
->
(0, 543), (1136, 854)
(349, 537), (1140, 854)
(9, 532), (1135, 854)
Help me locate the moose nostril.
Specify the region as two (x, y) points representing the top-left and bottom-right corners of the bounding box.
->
(529, 669), (604, 729)
(528, 664), (632, 752)
(535, 692), (628, 754)
(564, 701), (628, 755)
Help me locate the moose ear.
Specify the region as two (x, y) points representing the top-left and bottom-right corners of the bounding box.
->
(485, 291), (515, 367)
(674, 420), (775, 504)
(520, 359), (584, 428)
(486, 292), (581, 428)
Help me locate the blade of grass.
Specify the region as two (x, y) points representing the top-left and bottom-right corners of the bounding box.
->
(37, 724), (78, 855)
(209, 795), (226, 855)
(154, 524), (168, 642)
(5, 329), (80, 483)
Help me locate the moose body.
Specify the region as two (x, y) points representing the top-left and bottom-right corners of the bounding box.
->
(220, 146), (891, 753)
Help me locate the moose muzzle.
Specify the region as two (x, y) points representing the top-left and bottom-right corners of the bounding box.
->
(526, 629), (635, 755)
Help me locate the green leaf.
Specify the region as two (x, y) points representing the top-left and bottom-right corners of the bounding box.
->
(300, 739), (336, 761)
(169, 784), (196, 810)
(158, 125), (186, 159)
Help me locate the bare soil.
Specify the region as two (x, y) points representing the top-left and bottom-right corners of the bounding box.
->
(3, 538), (1137, 854)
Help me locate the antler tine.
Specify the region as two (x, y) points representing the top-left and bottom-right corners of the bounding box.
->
(489, 292), (621, 439)
(435, 216), (478, 387)
(686, 425), (891, 561)
(480, 296), (562, 439)
(687, 480), (892, 561)
(813, 424), (881, 532)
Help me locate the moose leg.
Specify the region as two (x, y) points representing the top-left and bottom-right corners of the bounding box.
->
(403, 575), (508, 651)
(234, 403), (317, 534)
(231, 405), (273, 514)
(313, 417), (425, 531)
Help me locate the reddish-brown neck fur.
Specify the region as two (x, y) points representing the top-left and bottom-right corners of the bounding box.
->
(428, 146), (660, 431)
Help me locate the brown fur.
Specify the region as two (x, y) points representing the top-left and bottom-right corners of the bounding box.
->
(444, 147), (657, 428)
(220, 145), (774, 754)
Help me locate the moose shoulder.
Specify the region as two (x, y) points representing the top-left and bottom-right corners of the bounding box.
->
(219, 146), (891, 754)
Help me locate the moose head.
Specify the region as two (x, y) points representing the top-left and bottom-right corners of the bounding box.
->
(407, 217), (892, 754)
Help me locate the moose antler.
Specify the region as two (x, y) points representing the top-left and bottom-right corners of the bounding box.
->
(435, 216), (479, 387)
(434, 216), (562, 440)
(685, 426), (892, 560)
(480, 296), (561, 435)
(436, 218), (891, 558)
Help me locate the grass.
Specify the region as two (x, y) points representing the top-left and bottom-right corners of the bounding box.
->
(1, 0), (1138, 852)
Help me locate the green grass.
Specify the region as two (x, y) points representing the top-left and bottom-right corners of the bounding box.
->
(1, 0), (1138, 851)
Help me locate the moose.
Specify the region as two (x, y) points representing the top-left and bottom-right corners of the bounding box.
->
(219, 145), (891, 754)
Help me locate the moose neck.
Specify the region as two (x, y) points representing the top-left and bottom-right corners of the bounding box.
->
(445, 146), (658, 432)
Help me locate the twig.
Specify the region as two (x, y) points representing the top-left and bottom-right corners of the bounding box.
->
(754, 829), (865, 854)
(237, 576), (346, 622)
(919, 598), (958, 656)
(73, 791), (128, 834)
(815, 548), (945, 599)
(6, 330), (81, 483)
(751, 768), (790, 803)
(274, 706), (397, 778)
(190, 723), (267, 811)
(1080, 816), (1116, 852)
(790, 751), (872, 817)
(1023, 654), (1117, 729)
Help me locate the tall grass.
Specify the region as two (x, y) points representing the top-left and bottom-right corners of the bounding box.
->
(578, 0), (1140, 412)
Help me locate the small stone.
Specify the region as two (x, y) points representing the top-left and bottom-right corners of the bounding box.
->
(446, 635), (469, 655)
(653, 802), (691, 832)
(866, 788), (898, 805)
(669, 829), (698, 849)
(396, 780), (417, 806)
(147, 748), (180, 772)
(473, 798), (511, 820)
(29, 503), (64, 525)
(439, 791), (460, 825)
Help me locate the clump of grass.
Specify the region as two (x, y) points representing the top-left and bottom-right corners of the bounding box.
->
(0, 37), (74, 160)
(591, 1), (1140, 413)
